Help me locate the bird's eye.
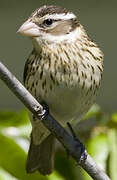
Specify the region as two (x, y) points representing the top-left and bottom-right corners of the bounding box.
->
(43, 19), (53, 26)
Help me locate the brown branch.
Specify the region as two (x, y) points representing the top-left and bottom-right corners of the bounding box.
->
(0, 61), (111, 180)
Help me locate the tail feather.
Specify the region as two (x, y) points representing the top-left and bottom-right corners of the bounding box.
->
(26, 134), (55, 175)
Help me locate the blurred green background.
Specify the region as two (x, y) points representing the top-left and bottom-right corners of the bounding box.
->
(0, 0), (117, 180)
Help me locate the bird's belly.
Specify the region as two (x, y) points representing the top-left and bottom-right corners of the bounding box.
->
(27, 58), (101, 126)
(37, 83), (96, 125)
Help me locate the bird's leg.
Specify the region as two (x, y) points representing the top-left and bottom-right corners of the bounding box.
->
(33, 102), (49, 121)
(66, 122), (77, 159)
(67, 122), (87, 163)
(67, 122), (78, 140)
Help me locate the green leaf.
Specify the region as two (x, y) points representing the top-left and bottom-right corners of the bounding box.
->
(0, 167), (17, 180)
(81, 169), (92, 180)
(1, 124), (31, 140)
(83, 104), (101, 120)
(108, 129), (117, 180)
(111, 113), (117, 123)
(55, 152), (76, 180)
(48, 171), (65, 180)
(87, 133), (109, 170)
(82, 133), (109, 180)
(0, 109), (29, 127)
(0, 133), (48, 180)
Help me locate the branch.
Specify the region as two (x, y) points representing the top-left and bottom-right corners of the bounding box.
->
(0, 61), (111, 180)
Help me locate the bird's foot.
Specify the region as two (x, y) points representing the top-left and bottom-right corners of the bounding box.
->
(33, 103), (49, 121)
(41, 102), (49, 120)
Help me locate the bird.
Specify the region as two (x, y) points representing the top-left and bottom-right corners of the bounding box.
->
(18, 5), (103, 175)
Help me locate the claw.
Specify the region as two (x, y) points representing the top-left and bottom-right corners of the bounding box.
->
(33, 103), (49, 121)
(67, 122), (78, 140)
(40, 103), (49, 120)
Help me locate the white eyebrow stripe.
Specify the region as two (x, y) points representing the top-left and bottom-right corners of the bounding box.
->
(43, 13), (76, 20)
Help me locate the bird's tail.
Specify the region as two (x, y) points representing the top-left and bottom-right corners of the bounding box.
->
(26, 134), (55, 175)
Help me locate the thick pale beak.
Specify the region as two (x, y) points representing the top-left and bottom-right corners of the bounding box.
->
(17, 20), (39, 37)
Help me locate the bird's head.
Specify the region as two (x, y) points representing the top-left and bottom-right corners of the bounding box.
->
(18, 5), (84, 44)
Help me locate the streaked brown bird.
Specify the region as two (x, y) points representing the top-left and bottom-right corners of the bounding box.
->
(18, 5), (103, 175)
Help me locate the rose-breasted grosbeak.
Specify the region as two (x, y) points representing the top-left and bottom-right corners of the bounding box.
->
(18, 5), (103, 175)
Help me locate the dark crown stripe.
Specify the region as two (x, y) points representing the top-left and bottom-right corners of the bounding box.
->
(36, 5), (70, 17)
